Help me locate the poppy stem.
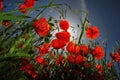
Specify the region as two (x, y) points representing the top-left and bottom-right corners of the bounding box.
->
(78, 13), (88, 45)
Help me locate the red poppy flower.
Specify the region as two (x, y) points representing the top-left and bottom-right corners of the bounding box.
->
(86, 26), (99, 40)
(33, 17), (50, 37)
(20, 59), (33, 72)
(68, 55), (75, 63)
(36, 43), (50, 54)
(41, 43), (50, 54)
(55, 54), (65, 66)
(51, 39), (66, 49)
(96, 64), (102, 74)
(106, 62), (112, 69)
(24, 66), (38, 78)
(2, 20), (9, 26)
(2, 20), (12, 27)
(19, 0), (34, 13)
(79, 44), (88, 55)
(31, 71), (38, 78)
(59, 19), (69, 31)
(90, 46), (104, 60)
(55, 59), (59, 66)
(50, 53), (55, 59)
(19, 4), (27, 14)
(59, 54), (65, 64)
(66, 42), (75, 53)
(24, 0), (34, 8)
(82, 57), (87, 62)
(74, 45), (80, 55)
(20, 58), (38, 78)
(75, 54), (83, 64)
(55, 31), (71, 43)
(20, 58), (30, 70)
(35, 56), (46, 65)
(110, 52), (120, 62)
(0, 0), (3, 10)
(66, 42), (80, 55)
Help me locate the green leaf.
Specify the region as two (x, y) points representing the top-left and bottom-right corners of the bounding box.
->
(48, 17), (53, 22)
(0, 14), (31, 21)
(0, 20), (2, 26)
(23, 37), (33, 49)
(49, 23), (55, 30)
(9, 46), (15, 54)
(0, 52), (30, 62)
(45, 37), (50, 43)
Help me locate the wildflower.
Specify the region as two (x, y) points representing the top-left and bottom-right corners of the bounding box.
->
(35, 56), (46, 65)
(90, 46), (104, 60)
(75, 54), (83, 64)
(110, 52), (120, 62)
(20, 58), (38, 78)
(66, 42), (80, 54)
(55, 31), (71, 43)
(59, 54), (65, 64)
(55, 59), (59, 66)
(19, 4), (27, 14)
(50, 53), (55, 59)
(51, 39), (66, 49)
(79, 44), (88, 55)
(55, 54), (65, 66)
(96, 64), (102, 74)
(106, 62), (112, 69)
(33, 17), (50, 37)
(24, 0), (34, 8)
(36, 43), (50, 54)
(74, 45), (80, 55)
(31, 71), (38, 78)
(82, 57), (87, 62)
(0, 0), (3, 10)
(59, 19), (69, 31)
(68, 55), (75, 64)
(19, 0), (34, 13)
(2, 20), (12, 27)
(86, 26), (99, 40)
(66, 42), (75, 53)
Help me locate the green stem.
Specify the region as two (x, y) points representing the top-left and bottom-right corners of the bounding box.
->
(35, 0), (58, 19)
(2, 4), (61, 15)
(78, 14), (88, 45)
(35, 7), (47, 19)
(104, 40), (107, 64)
